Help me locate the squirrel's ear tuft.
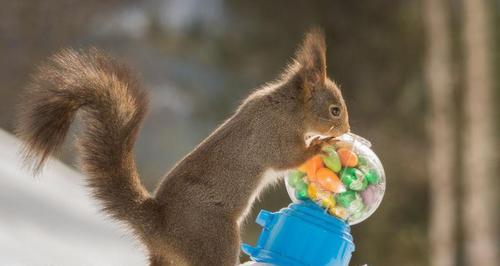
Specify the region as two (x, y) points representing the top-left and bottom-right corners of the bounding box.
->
(295, 28), (327, 86)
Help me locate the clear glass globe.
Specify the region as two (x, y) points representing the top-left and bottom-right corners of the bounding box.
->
(285, 133), (386, 225)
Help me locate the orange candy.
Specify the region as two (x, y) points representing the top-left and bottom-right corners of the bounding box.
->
(297, 163), (308, 173)
(337, 148), (358, 167)
(299, 155), (324, 181)
(316, 168), (343, 193)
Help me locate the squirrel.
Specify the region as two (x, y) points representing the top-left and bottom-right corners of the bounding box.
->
(15, 28), (349, 266)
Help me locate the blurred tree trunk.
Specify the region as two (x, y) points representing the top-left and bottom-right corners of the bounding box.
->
(423, 0), (456, 266)
(462, 0), (499, 265)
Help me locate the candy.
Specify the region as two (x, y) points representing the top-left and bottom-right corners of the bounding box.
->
(285, 133), (386, 225)
(295, 178), (309, 200)
(295, 179), (308, 191)
(358, 155), (369, 167)
(320, 195), (336, 209)
(329, 206), (348, 219)
(287, 170), (305, 188)
(337, 148), (358, 167)
(340, 168), (367, 191)
(348, 197), (364, 213)
(349, 211), (364, 222)
(336, 190), (357, 208)
(316, 168), (343, 193)
(364, 169), (380, 184)
(334, 141), (353, 150)
(349, 178), (368, 191)
(295, 188), (309, 200)
(322, 152), (342, 173)
(340, 168), (356, 186)
(361, 185), (377, 205)
(297, 163), (308, 173)
(322, 146), (337, 154)
(307, 182), (319, 199)
(302, 155), (324, 181)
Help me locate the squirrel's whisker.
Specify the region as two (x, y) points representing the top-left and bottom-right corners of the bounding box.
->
(318, 117), (335, 123)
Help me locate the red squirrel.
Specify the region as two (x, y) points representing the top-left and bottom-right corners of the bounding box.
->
(15, 29), (349, 265)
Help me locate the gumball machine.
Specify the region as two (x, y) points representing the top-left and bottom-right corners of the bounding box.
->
(241, 133), (385, 266)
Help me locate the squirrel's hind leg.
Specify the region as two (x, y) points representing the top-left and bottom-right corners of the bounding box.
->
(148, 217), (240, 266)
(179, 219), (241, 266)
(149, 255), (168, 266)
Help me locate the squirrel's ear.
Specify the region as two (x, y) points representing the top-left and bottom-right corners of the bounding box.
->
(295, 28), (327, 87)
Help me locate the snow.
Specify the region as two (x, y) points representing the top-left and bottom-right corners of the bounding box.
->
(0, 129), (147, 266)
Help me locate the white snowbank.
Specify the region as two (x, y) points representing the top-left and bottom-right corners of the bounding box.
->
(0, 129), (147, 266)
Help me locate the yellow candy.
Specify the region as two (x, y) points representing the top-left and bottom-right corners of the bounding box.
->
(307, 183), (319, 199)
(321, 195), (336, 209)
(329, 206), (348, 219)
(314, 190), (329, 203)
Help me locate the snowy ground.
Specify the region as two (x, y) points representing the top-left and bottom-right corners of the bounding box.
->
(0, 129), (147, 266)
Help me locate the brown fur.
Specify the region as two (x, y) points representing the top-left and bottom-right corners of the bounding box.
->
(15, 29), (349, 265)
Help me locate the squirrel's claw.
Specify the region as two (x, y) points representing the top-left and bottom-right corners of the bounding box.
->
(321, 136), (339, 146)
(308, 135), (338, 147)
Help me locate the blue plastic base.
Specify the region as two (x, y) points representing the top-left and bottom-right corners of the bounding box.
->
(242, 201), (355, 266)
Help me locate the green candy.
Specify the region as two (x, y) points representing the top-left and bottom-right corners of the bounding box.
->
(336, 190), (357, 208)
(364, 169), (380, 184)
(322, 153), (341, 173)
(295, 188), (309, 200)
(287, 171), (305, 188)
(349, 210), (364, 221)
(295, 180), (308, 192)
(340, 167), (356, 177)
(340, 169), (356, 186)
(358, 155), (369, 167)
(348, 197), (365, 213)
(350, 177), (368, 191)
(340, 167), (359, 182)
(321, 145), (337, 154)
(291, 170), (308, 200)
(341, 167), (368, 191)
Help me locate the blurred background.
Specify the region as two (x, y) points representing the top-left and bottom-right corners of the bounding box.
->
(0, 0), (498, 265)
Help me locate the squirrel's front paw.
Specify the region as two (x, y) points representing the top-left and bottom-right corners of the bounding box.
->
(321, 136), (338, 145)
(308, 136), (322, 148)
(307, 136), (326, 153)
(308, 136), (338, 149)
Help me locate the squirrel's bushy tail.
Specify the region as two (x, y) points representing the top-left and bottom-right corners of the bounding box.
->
(16, 49), (158, 236)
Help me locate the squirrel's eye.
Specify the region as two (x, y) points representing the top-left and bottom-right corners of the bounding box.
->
(329, 105), (341, 117)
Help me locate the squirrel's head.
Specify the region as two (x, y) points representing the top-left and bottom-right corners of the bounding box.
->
(292, 28), (350, 138)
